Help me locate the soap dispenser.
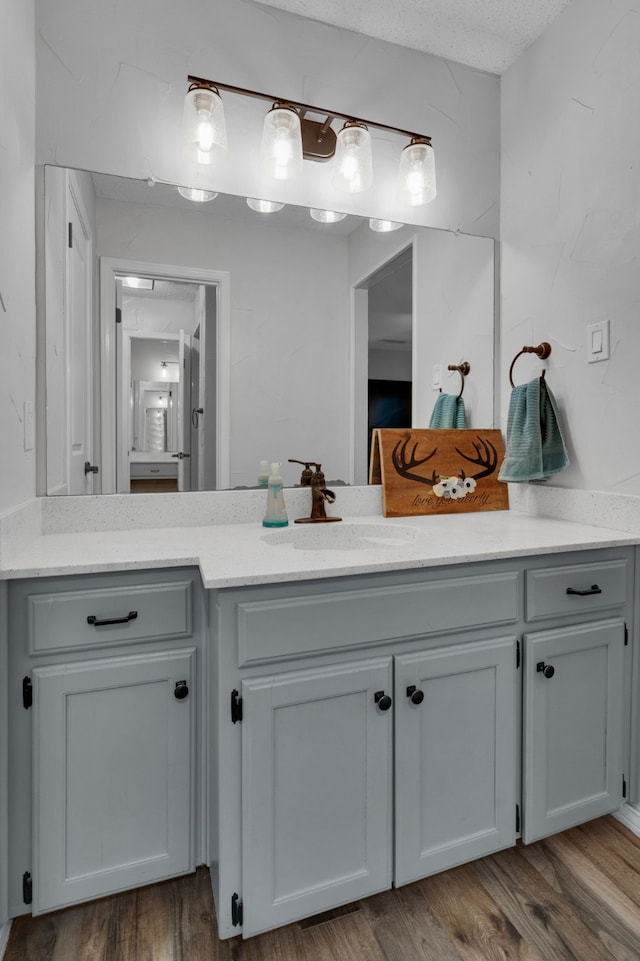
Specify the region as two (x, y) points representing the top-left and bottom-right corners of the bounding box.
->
(257, 460), (270, 487)
(262, 462), (289, 528)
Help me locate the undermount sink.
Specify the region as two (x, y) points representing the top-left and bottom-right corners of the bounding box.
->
(262, 521), (423, 551)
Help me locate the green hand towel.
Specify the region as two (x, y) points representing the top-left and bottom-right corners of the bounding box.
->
(428, 392), (466, 429)
(498, 376), (569, 483)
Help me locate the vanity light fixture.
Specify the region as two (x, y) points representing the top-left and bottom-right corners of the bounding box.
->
(161, 362), (168, 378)
(261, 103), (303, 181)
(397, 137), (436, 206)
(183, 80), (228, 165)
(185, 76), (436, 203)
(177, 185), (218, 203)
(331, 121), (373, 194)
(310, 208), (347, 223)
(369, 219), (404, 232)
(246, 198), (285, 213)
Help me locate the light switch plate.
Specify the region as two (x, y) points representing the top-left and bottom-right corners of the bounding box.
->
(587, 319), (610, 363)
(432, 364), (442, 389)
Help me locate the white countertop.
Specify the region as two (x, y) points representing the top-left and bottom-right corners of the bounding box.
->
(2, 510), (638, 589)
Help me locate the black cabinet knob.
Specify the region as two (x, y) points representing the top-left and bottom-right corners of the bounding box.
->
(374, 690), (392, 711)
(174, 680), (189, 700)
(536, 662), (555, 679)
(406, 685), (424, 705)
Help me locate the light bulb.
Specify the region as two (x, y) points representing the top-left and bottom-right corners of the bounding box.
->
(183, 84), (228, 165)
(310, 209), (347, 224)
(369, 219), (403, 233)
(398, 137), (436, 206)
(246, 198), (285, 213)
(261, 104), (303, 181)
(332, 122), (373, 194)
(161, 362), (168, 378)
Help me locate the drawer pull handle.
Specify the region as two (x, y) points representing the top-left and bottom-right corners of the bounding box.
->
(566, 584), (602, 596)
(87, 610), (138, 627)
(374, 690), (392, 712)
(174, 680), (189, 700)
(406, 685), (424, 705)
(537, 661), (555, 679)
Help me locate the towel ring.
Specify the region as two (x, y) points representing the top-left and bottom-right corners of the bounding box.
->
(445, 361), (470, 398)
(509, 342), (551, 388)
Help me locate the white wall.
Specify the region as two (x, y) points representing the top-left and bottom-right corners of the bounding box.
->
(1, 0), (36, 514)
(97, 198), (351, 487)
(35, 0), (499, 239)
(501, 0), (640, 494)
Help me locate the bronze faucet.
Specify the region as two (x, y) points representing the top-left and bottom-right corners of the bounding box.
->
(288, 460), (342, 524)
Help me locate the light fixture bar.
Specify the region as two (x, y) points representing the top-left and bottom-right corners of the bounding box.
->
(187, 75), (432, 145)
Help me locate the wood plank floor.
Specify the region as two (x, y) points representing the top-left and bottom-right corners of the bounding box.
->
(6, 816), (640, 961)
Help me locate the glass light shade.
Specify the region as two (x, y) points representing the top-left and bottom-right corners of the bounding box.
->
(398, 138), (436, 206)
(183, 85), (228, 165)
(369, 219), (403, 233)
(310, 208), (347, 224)
(261, 104), (303, 181)
(177, 185), (218, 203)
(246, 198), (285, 213)
(332, 122), (373, 194)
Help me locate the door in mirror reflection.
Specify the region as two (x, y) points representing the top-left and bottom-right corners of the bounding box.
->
(115, 277), (217, 494)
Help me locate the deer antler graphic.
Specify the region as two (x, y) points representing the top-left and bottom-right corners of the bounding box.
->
(391, 436), (438, 486)
(454, 436), (498, 480)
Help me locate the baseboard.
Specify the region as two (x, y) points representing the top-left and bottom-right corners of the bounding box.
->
(0, 920), (12, 961)
(614, 802), (640, 836)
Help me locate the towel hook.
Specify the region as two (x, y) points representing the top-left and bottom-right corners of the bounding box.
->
(509, 342), (551, 388)
(445, 361), (470, 398)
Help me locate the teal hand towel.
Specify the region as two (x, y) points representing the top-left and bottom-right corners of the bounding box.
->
(428, 392), (466, 429)
(498, 376), (569, 483)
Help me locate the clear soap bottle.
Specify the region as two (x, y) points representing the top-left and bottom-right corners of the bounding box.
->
(262, 462), (289, 528)
(257, 460), (270, 487)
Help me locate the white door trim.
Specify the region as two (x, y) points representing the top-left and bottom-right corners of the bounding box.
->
(99, 259), (231, 492)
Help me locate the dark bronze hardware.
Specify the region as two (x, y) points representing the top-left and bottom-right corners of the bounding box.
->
(374, 690), (392, 711)
(566, 584), (602, 596)
(171, 452), (191, 459)
(191, 407), (204, 428)
(84, 461), (99, 475)
(22, 676), (33, 710)
(231, 689), (243, 724)
(87, 611), (138, 627)
(445, 361), (470, 398)
(537, 661), (555, 679)
(509, 342), (552, 388)
(406, 685), (424, 705)
(293, 462), (342, 524)
(174, 680), (189, 700)
(288, 458), (315, 486)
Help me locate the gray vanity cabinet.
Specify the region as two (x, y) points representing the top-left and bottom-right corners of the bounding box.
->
(240, 657), (393, 937)
(522, 618), (625, 843)
(7, 569), (202, 918)
(394, 636), (516, 885)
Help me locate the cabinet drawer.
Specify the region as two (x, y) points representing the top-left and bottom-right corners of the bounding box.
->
(130, 461), (178, 479)
(27, 580), (193, 653)
(525, 559), (628, 622)
(237, 571), (519, 666)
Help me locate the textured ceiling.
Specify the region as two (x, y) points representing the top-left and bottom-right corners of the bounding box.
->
(254, 0), (573, 74)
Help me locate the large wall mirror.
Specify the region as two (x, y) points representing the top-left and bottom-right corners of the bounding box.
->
(39, 165), (496, 496)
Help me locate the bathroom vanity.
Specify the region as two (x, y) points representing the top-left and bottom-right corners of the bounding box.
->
(1, 506), (638, 938)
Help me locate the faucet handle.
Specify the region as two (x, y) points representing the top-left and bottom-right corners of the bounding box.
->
(288, 458), (316, 486)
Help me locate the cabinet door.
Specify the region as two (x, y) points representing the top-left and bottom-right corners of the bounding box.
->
(241, 658), (393, 938)
(394, 636), (516, 885)
(523, 618), (624, 844)
(32, 649), (195, 913)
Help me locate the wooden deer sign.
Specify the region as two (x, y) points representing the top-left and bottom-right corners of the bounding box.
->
(369, 428), (509, 517)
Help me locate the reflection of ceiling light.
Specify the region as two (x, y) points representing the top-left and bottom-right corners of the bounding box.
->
(121, 276), (154, 290)
(246, 198), (285, 213)
(369, 219), (404, 233)
(177, 185), (218, 203)
(185, 75), (435, 205)
(161, 362), (168, 378)
(310, 208), (347, 224)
